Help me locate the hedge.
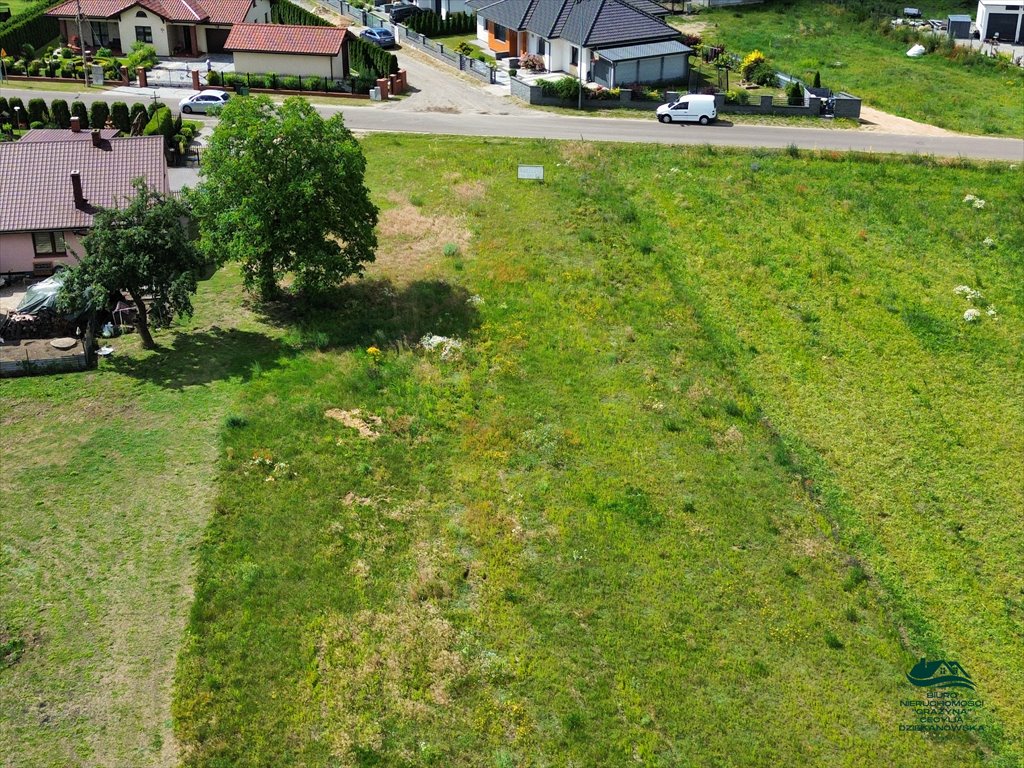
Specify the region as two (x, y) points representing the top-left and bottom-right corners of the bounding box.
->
(348, 35), (398, 79)
(406, 10), (474, 37)
(0, 0), (59, 57)
(271, 0), (330, 26)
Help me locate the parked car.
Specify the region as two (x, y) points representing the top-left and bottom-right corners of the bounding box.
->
(179, 90), (230, 114)
(360, 27), (396, 48)
(656, 94), (717, 125)
(389, 4), (426, 24)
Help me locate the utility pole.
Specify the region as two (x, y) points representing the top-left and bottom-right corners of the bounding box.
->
(75, 0), (88, 86)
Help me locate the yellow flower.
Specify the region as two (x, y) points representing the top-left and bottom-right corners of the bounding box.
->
(366, 346), (381, 357)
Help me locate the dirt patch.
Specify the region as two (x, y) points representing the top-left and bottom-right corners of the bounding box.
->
(668, 19), (711, 36)
(858, 106), (959, 136)
(325, 408), (383, 440)
(452, 180), (487, 202)
(371, 196), (471, 282)
(559, 140), (600, 167)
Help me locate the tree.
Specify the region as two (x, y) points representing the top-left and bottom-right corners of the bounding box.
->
(110, 101), (131, 133)
(58, 180), (203, 349)
(89, 100), (110, 130)
(192, 95), (378, 300)
(813, 70), (821, 88)
(70, 100), (89, 128)
(51, 98), (72, 128)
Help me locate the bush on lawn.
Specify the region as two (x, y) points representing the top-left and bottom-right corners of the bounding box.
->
(89, 100), (110, 129)
(50, 98), (71, 128)
(110, 101), (131, 132)
(70, 100), (89, 128)
(27, 97), (48, 124)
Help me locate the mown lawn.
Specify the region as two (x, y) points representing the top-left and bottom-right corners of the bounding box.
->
(688, 0), (1024, 136)
(173, 136), (1022, 766)
(0, 268), (290, 766)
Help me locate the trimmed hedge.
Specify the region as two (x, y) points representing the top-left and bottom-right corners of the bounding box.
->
(110, 101), (130, 133)
(348, 35), (398, 79)
(406, 10), (474, 37)
(51, 98), (71, 128)
(271, 0), (330, 26)
(0, 0), (59, 57)
(89, 100), (109, 130)
(70, 100), (88, 128)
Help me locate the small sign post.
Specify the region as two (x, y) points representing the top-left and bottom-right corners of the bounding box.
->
(518, 164), (544, 182)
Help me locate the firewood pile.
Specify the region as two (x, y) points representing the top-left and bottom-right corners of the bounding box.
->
(0, 309), (76, 341)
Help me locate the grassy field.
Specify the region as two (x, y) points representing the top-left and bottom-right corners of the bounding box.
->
(2, 135), (1021, 767)
(686, 0), (1024, 136)
(172, 137), (1022, 766)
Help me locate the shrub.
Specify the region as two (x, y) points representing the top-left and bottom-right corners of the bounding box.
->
(129, 101), (148, 130)
(143, 106), (175, 143)
(26, 97), (47, 124)
(541, 75), (581, 101)
(786, 80), (803, 105)
(206, 69), (221, 86)
(0, 0), (60, 60)
(304, 75), (323, 91)
(0, 96), (8, 116)
(519, 52), (545, 71)
(146, 100), (166, 119)
(740, 49), (766, 81)
(280, 75), (300, 90)
(26, 58), (42, 76)
(8, 96), (25, 119)
(50, 98), (71, 128)
(96, 46), (112, 58)
(89, 100), (110, 129)
(29, 120), (44, 128)
(125, 41), (157, 71)
(726, 88), (750, 105)
(70, 100), (88, 128)
(812, 70), (821, 88)
(348, 35), (398, 79)
(110, 101), (130, 132)
(748, 60), (777, 87)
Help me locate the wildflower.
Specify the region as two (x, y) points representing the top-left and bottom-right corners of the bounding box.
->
(963, 194), (977, 202)
(467, 294), (484, 306)
(366, 346), (381, 357)
(953, 285), (981, 301)
(963, 308), (982, 322)
(420, 334), (464, 360)
(987, 306), (998, 317)
(983, 237), (996, 248)
(973, 198), (986, 209)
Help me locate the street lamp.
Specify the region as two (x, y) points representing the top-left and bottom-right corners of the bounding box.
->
(13, 105), (21, 130)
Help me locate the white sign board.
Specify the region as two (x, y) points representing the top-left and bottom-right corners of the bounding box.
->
(91, 64), (104, 86)
(518, 164), (544, 181)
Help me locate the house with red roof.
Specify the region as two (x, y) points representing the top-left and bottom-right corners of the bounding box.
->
(0, 129), (169, 276)
(46, 0), (271, 57)
(224, 22), (350, 78)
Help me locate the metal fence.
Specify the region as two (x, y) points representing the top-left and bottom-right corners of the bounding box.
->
(144, 68), (197, 89)
(394, 26), (496, 84)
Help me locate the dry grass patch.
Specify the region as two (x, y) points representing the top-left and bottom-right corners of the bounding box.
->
(370, 196), (471, 282)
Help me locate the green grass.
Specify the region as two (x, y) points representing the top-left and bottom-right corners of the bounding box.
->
(0, 267), (290, 766)
(429, 33), (496, 64)
(171, 137), (1023, 766)
(1, 0), (41, 17)
(687, 0), (1024, 136)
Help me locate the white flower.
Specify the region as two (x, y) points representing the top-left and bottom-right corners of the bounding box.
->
(420, 334), (464, 360)
(467, 294), (484, 306)
(987, 306), (998, 317)
(964, 308), (982, 322)
(953, 285), (982, 301)
(963, 194), (977, 202)
(973, 199), (986, 209)
(983, 237), (996, 247)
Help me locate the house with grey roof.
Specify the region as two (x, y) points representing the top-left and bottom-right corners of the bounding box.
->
(0, 131), (168, 276)
(467, 0), (691, 88)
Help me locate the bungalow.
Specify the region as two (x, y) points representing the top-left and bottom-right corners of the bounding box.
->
(46, 0), (271, 57)
(468, 0), (691, 88)
(0, 129), (168, 276)
(224, 22), (350, 78)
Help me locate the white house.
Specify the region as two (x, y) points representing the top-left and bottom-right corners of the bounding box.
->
(225, 23), (350, 78)
(47, 0), (271, 57)
(469, 0), (691, 87)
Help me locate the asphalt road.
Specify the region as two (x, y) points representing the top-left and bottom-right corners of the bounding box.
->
(3, 86), (1022, 161)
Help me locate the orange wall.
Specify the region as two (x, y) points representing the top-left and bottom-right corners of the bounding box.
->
(487, 21), (510, 53)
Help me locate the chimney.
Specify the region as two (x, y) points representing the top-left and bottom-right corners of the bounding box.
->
(71, 171), (85, 208)
(91, 129), (102, 148)
(70, 116), (81, 133)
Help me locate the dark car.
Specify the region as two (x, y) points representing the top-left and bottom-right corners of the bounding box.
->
(360, 27), (396, 48)
(389, 4), (425, 24)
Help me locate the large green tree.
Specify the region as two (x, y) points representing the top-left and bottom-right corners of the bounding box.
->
(58, 180), (203, 349)
(191, 95), (378, 300)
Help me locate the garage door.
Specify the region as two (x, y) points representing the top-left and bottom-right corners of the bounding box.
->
(206, 27), (230, 53)
(984, 13), (1020, 41)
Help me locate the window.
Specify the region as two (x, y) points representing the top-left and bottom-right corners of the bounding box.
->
(492, 23), (507, 42)
(135, 10), (146, 16)
(571, 46), (579, 66)
(536, 38), (545, 55)
(90, 21), (111, 45)
(135, 25), (153, 43)
(32, 232), (67, 256)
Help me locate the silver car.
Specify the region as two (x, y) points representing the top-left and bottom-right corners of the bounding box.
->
(179, 90), (230, 114)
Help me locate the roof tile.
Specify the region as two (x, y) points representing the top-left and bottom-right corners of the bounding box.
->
(224, 23), (349, 56)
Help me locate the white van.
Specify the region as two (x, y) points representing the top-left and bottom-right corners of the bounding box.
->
(656, 94), (717, 125)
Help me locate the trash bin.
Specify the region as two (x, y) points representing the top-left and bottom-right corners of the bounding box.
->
(236, 85), (249, 95)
